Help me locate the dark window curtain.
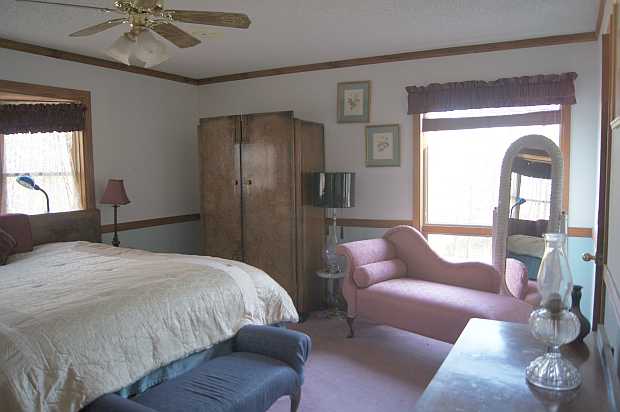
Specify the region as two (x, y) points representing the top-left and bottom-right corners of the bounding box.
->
(406, 72), (577, 114)
(0, 103), (86, 134)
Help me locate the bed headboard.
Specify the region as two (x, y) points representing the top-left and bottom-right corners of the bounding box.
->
(28, 209), (101, 245)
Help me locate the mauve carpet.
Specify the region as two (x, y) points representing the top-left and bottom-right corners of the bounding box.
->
(268, 315), (452, 412)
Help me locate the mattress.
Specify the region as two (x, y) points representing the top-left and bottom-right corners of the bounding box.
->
(0, 242), (298, 412)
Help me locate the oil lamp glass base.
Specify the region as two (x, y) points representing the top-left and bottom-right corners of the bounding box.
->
(526, 352), (582, 391)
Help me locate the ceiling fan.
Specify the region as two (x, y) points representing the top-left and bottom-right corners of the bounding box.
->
(15, 0), (252, 68)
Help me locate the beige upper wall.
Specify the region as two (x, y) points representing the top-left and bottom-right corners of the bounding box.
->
(0, 41), (601, 229)
(0, 48), (200, 225)
(198, 42), (600, 228)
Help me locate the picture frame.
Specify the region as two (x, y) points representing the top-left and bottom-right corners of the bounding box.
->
(365, 124), (401, 167)
(337, 81), (371, 123)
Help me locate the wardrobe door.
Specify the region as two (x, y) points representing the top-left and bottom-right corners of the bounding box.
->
(241, 112), (297, 297)
(198, 116), (243, 260)
(294, 119), (325, 313)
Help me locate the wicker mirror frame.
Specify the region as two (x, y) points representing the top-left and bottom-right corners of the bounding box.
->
(492, 134), (564, 296)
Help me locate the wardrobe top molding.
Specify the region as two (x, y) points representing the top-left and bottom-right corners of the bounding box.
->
(1, 32), (597, 86)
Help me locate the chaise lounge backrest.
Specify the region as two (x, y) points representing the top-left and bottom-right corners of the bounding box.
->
(383, 226), (501, 293)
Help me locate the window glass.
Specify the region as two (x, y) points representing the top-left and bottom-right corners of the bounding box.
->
(510, 173), (552, 221)
(424, 122), (560, 226)
(427, 234), (492, 263)
(422, 105), (562, 262)
(3, 132), (82, 214)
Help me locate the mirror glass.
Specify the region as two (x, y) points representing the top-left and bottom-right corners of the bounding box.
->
(506, 148), (553, 280)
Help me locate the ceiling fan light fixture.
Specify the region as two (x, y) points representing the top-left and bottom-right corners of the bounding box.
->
(106, 33), (136, 65)
(134, 30), (169, 68)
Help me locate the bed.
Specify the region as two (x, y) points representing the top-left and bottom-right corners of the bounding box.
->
(0, 210), (298, 412)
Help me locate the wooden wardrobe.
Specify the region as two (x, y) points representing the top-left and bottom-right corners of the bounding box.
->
(198, 111), (325, 314)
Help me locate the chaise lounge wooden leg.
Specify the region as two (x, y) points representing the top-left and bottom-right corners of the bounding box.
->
(346, 316), (355, 338)
(290, 389), (301, 412)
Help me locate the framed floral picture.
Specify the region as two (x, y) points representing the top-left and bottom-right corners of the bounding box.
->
(337, 81), (370, 123)
(365, 124), (400, 167)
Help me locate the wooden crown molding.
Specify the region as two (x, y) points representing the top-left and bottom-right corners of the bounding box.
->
(1, 32), (596, 86)
(0, 37), (198, 85)
(197, 32), (597, 85)
(101, 213), (200, 233)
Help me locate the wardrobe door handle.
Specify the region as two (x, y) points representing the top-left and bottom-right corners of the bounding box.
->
(246, 178), (253, 186)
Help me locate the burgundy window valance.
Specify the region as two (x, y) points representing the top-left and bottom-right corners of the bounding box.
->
(0, 103), (86, 134)
(406, 72), (577, 114)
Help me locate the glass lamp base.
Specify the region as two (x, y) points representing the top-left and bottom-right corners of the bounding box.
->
(526, 353), (582, 391)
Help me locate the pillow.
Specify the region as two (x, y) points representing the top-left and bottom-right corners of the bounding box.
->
(0, 227), (17, 265)
(0, 214), (34, 254)
(507, 234), (545, 258)
(353, 259), (407, 288)
(505, 258), (529, 300)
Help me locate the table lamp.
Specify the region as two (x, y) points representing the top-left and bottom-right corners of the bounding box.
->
(16, 175), (50, 213)
(312, 172), (355, 273)
(100, 179), (130, 247)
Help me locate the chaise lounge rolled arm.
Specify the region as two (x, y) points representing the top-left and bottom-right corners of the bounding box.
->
(337, 226), (533, 343)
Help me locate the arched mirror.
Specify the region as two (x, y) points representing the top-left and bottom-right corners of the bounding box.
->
(493, 134), (565, 298)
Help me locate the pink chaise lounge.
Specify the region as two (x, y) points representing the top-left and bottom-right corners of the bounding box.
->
(336, 226), (535, 343)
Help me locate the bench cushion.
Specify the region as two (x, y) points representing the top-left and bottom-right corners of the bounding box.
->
(357, 278), (533, 343)
(134, 352), (299, 412)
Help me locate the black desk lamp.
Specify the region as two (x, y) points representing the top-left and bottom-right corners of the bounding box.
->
(312, 172), (355, 273)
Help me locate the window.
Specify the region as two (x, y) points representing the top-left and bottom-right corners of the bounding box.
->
(415, 104), (569, 261)
(0, 80), (95, 214)
(2, 132), (83, 214)
(510, 173), (551, 221)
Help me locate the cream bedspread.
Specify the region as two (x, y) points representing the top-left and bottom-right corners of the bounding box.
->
(0, 242), (298, 412)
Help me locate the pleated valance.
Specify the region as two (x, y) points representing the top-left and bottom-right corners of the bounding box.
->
(406, 72), (578, 114)
(0, 103), (86, 134)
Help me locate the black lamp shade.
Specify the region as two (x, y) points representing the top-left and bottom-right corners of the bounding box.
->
(312, 172), (355, 208)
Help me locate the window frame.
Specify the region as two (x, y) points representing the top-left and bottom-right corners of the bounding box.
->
(0, 80), (95, 211)
(412, 104), (571, 238)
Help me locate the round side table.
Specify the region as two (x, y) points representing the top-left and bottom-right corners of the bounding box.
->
(316, 270), (346, 319)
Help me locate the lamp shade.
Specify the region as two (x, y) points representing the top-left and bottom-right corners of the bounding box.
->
(16, 175), (37, 190)
(312, 172), (355, 208)
(106, 33), (136, 66)
(100, 179), (130, 205)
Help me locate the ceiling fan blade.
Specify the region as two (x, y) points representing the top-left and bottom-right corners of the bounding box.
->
(15, 0), (120, 13)
(151, 23), (201, 48)
(168, 10), (251, 29)
(69, 18), (126, 37)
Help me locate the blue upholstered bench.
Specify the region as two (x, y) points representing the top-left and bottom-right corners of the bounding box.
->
(84, 325), (311, 412)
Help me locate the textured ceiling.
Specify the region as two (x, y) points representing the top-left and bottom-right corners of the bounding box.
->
(0, 0), (599, 78)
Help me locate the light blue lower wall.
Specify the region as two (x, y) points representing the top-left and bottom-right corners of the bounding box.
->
(101, 221), (201, 255)
(339, 226), (595, 322)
